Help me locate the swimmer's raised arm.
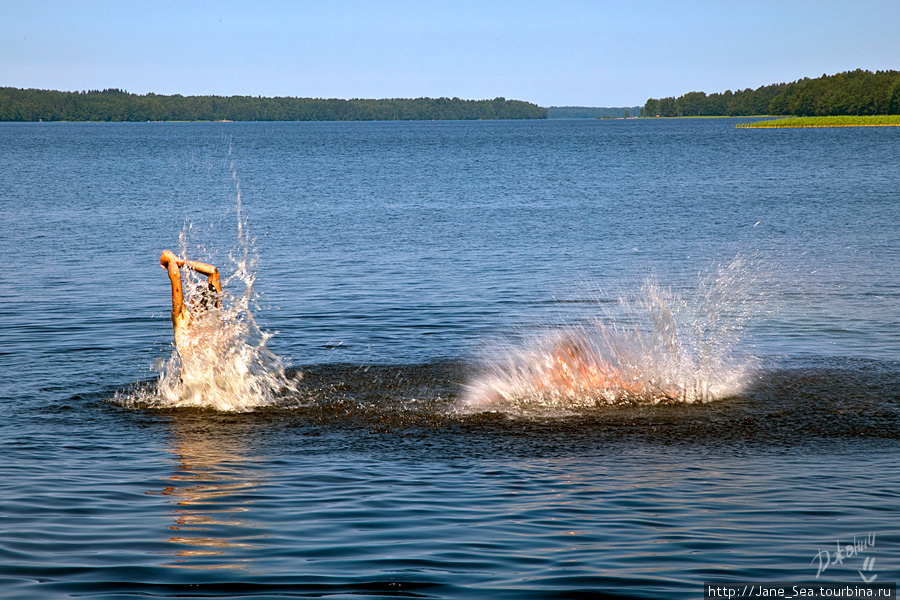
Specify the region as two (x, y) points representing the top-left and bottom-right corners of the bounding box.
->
(160, 250), (188, 325)
(183, 260), (221, 294)
(160, 251), (221, 294)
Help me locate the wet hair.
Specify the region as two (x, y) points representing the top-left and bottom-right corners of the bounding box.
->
(191, 283), (220, 312)
(553, 335), (590, 361)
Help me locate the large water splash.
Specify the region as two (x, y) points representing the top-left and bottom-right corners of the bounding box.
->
(120, 156), (295, 412)
(460, 257), (762, 415)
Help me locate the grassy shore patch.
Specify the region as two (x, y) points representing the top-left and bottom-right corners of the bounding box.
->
(737, 115), (900, 128)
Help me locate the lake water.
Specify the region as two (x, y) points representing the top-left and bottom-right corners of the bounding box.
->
(1, 118), (898, 599)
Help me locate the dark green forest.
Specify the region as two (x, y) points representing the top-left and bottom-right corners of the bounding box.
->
(643, 70), (900, 117)
(0, 88), (547, 122)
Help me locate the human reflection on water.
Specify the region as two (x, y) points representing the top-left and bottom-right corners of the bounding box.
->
(157, 416), (267, 570)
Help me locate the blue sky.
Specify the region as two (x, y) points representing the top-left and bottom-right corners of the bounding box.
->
(3, 0), (899, 107)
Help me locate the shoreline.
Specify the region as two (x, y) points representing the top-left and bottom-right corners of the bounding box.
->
(737, 115), (900, 129)
(740, 123), (900, 129)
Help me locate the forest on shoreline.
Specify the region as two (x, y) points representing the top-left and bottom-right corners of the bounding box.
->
(643, 70), (900, 117)
(0, 88), (547, 122)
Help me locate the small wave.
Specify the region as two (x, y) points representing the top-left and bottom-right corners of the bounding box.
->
(106, 359), (900, 447)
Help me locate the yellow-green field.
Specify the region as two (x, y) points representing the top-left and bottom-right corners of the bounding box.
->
(737, 115), (900, 128)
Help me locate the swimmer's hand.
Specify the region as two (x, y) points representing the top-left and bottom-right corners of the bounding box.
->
(160, 249), (186, 269)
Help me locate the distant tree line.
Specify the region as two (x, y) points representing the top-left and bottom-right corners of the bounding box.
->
(0, 88), (548, 122)
(642, 70), (900, 117)
(548, 106), (642, 119)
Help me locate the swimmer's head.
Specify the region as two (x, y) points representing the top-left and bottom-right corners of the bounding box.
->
(190, 283), (220, 313)
(553, 335), (589, 362)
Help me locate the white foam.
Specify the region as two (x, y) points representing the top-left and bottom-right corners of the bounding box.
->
(459, 257), (761, 415)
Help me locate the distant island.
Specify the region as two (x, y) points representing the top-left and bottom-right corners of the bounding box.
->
(0, 88), (548, 122)
(642, 69), (900, 118)
(547, 106), (642, 119)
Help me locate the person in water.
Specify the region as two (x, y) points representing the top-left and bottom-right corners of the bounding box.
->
(542, 336), (684, 401)
(160, 249), (222, 351)
(543, 337), (638, 396)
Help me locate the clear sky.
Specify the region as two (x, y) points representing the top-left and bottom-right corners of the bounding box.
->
(3, 0), (899, 107)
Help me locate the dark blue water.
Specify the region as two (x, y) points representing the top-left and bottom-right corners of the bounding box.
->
(1, 119), (898, 598)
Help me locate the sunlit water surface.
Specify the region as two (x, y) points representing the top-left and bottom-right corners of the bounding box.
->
(1, 119), (898, 598)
